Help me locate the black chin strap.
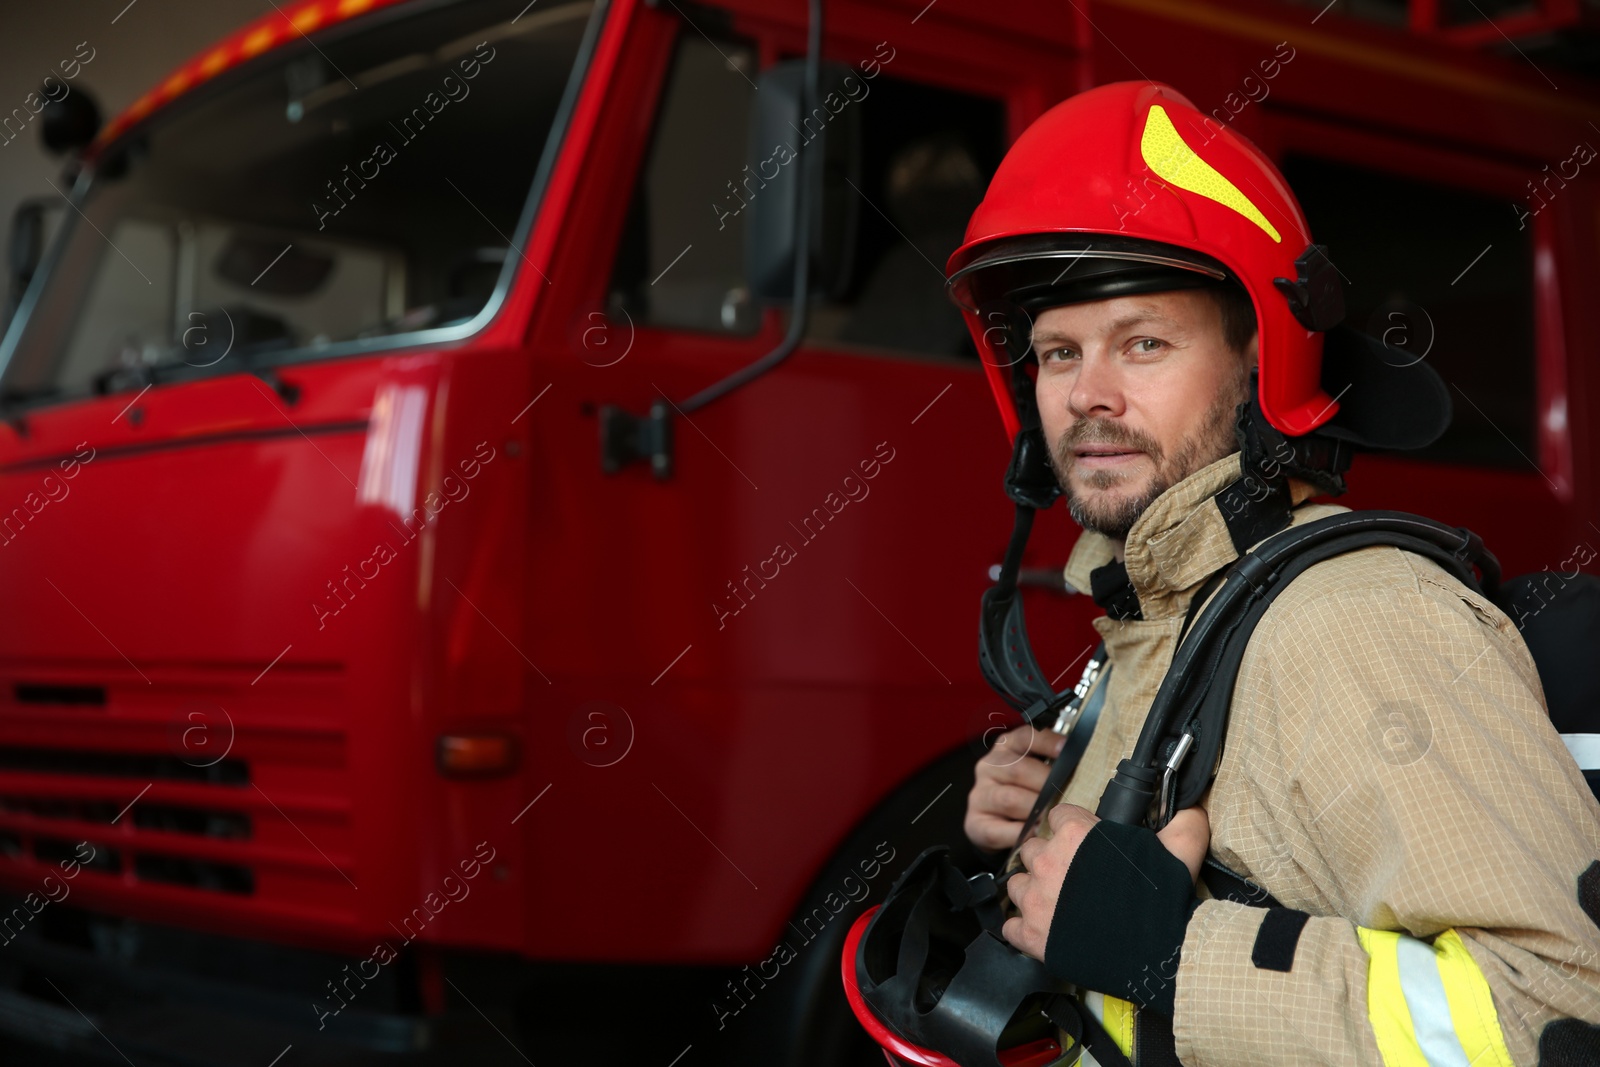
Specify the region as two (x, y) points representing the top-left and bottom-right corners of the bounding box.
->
(977, 426), (1069, 726)
(1231, 374), (1354, 502)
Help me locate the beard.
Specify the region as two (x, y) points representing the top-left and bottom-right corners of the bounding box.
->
(1049, 366), (1252, 541)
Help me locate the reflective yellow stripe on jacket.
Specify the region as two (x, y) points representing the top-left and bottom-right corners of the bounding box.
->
(1081, 990), (1136, 1059)
(1356, 927), (1515, 1067)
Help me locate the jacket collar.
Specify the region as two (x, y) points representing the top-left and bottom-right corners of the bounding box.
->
(1063, 451), (1248, 621)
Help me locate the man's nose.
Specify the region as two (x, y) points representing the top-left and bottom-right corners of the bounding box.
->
(1066, 350), (1124, 418)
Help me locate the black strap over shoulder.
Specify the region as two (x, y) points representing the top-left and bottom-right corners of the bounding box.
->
(1096, 510), (1502, 828)
(1177, 570), (1227, 648)
(1084, 511), (1496, 1066)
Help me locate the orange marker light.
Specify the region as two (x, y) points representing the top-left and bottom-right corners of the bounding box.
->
(436, 734), (519, 778)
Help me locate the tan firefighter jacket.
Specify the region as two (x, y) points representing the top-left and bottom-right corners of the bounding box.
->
(1034, 449), (1600, 1066)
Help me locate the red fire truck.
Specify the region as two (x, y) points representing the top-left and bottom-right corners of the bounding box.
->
(0, 0), (1593, 1063)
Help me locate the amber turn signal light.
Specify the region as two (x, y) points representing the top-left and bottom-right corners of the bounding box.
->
(436, 734), (519, 778)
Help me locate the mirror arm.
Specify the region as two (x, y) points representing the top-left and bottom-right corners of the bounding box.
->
(676, 0), (822, 417)
(599, 0), (823, 480)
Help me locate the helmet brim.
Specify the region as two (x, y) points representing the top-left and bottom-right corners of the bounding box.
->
(947, 233), (1231, 315)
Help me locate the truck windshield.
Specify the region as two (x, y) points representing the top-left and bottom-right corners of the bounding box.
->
(0, 0), (595, 410)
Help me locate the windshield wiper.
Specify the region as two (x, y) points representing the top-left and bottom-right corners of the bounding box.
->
(91, 362), (159, 397)
(0, 385), (61, 435)
(94, 349), (302, 407)
(0, 385), (60, 410)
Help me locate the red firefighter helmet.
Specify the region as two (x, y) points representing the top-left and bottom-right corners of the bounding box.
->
(945, 80), (1448, 455)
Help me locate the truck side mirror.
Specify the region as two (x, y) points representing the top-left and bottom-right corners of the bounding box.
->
(745, 60), (862, 302)
(9, 202), (46, 305)
(41, 85), (101, 156)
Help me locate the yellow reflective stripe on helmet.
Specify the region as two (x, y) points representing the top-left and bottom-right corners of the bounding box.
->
(1140, 104), (1281, 243)
(1082, 990), (1136, 1058)
(1356, 927), (1515, 1067)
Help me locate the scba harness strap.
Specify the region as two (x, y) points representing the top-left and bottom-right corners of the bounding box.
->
(1099, 509), (1499, 829)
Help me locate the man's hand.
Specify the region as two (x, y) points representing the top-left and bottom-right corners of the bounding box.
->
(1002, 805), (1210, 961)
(964, 724), (1065, 852)
(1155, 806), (1210, 883)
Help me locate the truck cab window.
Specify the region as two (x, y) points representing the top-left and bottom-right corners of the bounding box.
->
(609, 38), (1003, 359)
(1281, 154), (1536, 469)
(805, 77), (1002, 360)
(609, 34), (760, 335)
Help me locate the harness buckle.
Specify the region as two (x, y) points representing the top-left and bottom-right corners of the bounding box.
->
(1156, 730), (1195, 828)
(1052, 653), (1105, 735)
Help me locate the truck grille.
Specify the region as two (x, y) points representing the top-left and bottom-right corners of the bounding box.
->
(0, 664), (353, 933)
(0, 745), (247, 785)
(13, 684), (105, 707)
(133, 853), (253, 895)
(0, 793), (252, 840)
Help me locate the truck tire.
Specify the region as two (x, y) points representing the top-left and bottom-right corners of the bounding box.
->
(716, 740), (990, 1067)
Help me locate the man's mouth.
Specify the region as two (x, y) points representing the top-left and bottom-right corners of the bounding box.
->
(1074, 446), (1144, 460)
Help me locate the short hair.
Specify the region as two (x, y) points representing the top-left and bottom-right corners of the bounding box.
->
(1206, 282), (1258, 357)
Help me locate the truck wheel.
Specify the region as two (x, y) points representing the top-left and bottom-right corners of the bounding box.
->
(716, 741), (989, 1067)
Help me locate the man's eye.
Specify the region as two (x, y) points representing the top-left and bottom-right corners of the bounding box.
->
(1134, 338), (1165, 354)
(1041, 348), (1078, 363)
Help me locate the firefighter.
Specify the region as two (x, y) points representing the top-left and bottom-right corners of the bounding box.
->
(947, 81), (1600, 1065)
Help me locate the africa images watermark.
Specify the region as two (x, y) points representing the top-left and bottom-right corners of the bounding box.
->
(1112, 41), (1297, 231)
(711, 839), (897, 1030)
(311, 40), (498, 230)
(1504, 538), (1596, 630)
(712, 440), (896, 629)
(0, 841), (97, 946)
(711, 40), (897, 231)
(312, 440), (497, 629)
(1514, 139), (1596, 231)
(0, 40), (97, 148)
(313, 839), (497, 1030)
(0, 442), (97, 548)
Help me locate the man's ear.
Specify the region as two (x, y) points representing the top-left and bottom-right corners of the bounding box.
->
(1244, 331), (1260, 369)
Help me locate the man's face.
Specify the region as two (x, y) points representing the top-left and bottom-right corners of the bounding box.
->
(1031, 288), (1256, 542)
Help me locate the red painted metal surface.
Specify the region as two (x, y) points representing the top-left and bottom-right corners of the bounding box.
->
(0, 0), (1593, 985)
(1407, 0), (1589, 48)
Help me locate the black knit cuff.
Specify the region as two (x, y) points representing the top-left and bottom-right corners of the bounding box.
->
(1041, 820), (1202, 1018)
